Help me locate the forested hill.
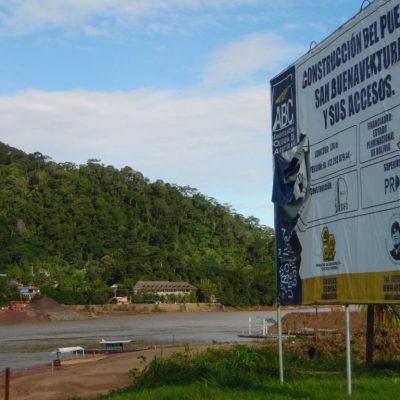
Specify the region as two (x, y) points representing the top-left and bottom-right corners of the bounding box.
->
(0, 142), (276, 306)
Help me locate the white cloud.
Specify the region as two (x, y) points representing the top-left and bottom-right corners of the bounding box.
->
(0, 86), (274, 224)
(0, 0), (261, 36)
(202, 32), (304, 86)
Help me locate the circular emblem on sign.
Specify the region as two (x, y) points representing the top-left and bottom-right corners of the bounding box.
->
(386, 214), (400, 262)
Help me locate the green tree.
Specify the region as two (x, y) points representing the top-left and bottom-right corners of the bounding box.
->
(0, 141), (276, 307)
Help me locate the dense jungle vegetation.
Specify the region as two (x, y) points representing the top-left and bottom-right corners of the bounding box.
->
(0, 141), (275, 306)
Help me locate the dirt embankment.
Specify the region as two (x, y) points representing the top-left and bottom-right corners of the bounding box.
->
(275, 310), (366, 335)
(264, 310), (400, 363)
(72, 302), (225, 316)
(0, 298), (84, 325)
(0, 300), (226, 325)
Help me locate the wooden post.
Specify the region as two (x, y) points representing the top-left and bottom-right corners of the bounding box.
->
(366, 304), (374, 368)
(5, 368), (10, 400)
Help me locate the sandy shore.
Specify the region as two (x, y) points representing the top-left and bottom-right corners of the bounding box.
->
(0, 345), (185, 400)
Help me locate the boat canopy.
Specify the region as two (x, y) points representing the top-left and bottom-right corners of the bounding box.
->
(99, 339), (132, 345)
(50, 346), (85, 356)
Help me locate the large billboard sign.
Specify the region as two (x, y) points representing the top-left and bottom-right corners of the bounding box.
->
(271, 0), (400, 304)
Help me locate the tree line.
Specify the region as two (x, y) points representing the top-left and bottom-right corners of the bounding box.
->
(0, 142), (276, 307)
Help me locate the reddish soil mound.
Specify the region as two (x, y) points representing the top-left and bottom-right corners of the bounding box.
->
(29, 297), (65, 311)
(0, 298), (84, 325)
(279, 311), (365, 334)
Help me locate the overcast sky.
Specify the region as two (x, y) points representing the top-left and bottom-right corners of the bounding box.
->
(0, 0), (363, 227)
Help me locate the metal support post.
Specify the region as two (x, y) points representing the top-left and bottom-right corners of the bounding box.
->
(277, 306), (284, 384)
(345, 305), (352, 396)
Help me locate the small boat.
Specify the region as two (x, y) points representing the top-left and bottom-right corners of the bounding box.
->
(98, 338), (132, 352)
(84, 339), (154, 354)
(50, 346), (85, 358)
(50, 346), (87, 366)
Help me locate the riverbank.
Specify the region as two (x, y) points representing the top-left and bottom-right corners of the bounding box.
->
(1, 309), (389, 400)
(72, 302), (226, 317)
(0, 345), (187, 400)
(2, 298), (333, 326)
(0, 300), (227, 325)
(4, 320), (400, 400)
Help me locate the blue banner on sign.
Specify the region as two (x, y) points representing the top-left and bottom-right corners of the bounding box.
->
(274, 202), (303, 305)
(270, 109), (309, 305)
(271, 66), (297, 155)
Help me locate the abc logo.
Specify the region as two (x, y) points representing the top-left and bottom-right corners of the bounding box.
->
(273, 98), (294, 131)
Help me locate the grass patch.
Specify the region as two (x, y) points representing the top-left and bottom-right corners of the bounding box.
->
(97, 341), (400, 400)
(100, 377), (400, 400)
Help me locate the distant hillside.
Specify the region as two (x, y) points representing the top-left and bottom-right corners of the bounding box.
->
(0, 142), (275, 306)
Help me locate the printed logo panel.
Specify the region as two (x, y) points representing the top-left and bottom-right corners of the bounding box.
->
(271, 66), (297, 155)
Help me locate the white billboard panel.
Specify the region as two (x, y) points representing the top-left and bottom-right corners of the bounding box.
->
(272, 0), (400, 304)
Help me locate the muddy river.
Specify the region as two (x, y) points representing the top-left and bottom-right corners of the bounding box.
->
(0, 310), (282, 371)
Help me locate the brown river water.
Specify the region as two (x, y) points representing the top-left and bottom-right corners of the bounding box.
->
(0, 310), (287, 371)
